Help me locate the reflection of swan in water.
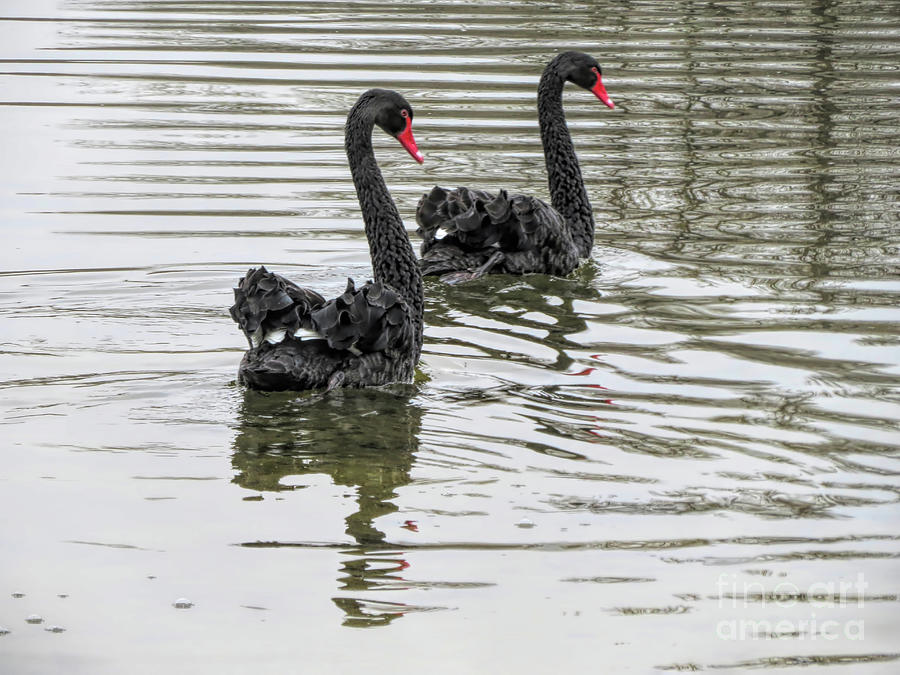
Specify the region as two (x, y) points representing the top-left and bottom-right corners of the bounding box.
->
(231, 386), (423, 626)
(426, 263), (601, 373)
(425, 265), (620, 453)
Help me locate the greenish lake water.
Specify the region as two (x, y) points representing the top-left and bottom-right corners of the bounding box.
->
(1, 0), (898, 672)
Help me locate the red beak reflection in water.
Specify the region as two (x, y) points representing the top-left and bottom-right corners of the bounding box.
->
(396, 116), (424, 163)
(590, 68), (615, 109)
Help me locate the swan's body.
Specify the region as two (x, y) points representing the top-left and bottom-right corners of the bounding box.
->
(417, 52), (614, 283)
(417, 186), (578, 278)
(230, 89), (424, 391)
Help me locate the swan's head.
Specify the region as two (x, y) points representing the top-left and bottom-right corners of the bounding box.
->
(558, 51), (615, 109)
(369, 89), (425, 164)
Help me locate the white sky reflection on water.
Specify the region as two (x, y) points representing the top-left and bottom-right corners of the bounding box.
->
(1, 0), (899, 672)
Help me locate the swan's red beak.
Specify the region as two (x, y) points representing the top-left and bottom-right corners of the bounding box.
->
(591, 74), (615, 109)
(397, 117), (424, 163)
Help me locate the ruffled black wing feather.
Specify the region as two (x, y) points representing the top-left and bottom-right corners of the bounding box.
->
(417, 186), (566, 253)
(416, 186), (578, 277)
(231, 269), (414, 390)
(230, 266), (326, 348)
(310, 278), (412, 356)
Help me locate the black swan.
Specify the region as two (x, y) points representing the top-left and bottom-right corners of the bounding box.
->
(416, 51), (614, 283)
(229, 89), (425, 391)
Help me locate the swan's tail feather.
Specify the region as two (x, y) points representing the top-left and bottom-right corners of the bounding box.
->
(237, 337), (403, 391)
(309, 278), (412, 356)
(237, 338), (345, 391)
(230, 266), (327, 348)
(418, 244), (494, 277)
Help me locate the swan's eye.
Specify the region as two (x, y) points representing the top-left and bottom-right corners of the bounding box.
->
(400, 109), (409, 119)
(591, 66), (600, 80)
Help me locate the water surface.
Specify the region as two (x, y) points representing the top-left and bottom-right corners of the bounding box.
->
(1, 0), (899, 672)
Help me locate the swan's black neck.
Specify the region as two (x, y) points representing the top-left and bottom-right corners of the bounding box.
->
(538, 57), (595, 258)
(345, 93), (424, 355)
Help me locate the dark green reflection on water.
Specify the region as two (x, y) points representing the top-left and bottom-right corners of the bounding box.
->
(233, 386), (421, 626)
(426, 264), (600, 371)
(3, 0), (893, 657)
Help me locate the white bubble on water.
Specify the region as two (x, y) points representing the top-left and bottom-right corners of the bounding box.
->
(516, 517), (536, 528)
(172, 598), (193, 609)
(25, 614), (43, 624)
(45, 625), (66, 633)
(0, 627), (11, 636)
